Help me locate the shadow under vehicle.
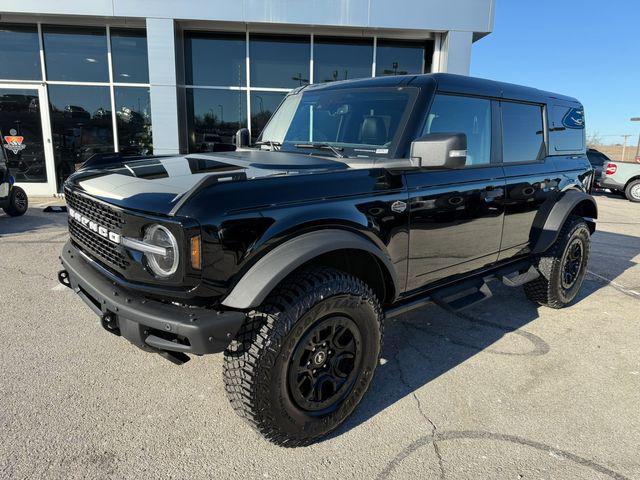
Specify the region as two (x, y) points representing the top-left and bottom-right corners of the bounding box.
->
(57, 73), (596, 446)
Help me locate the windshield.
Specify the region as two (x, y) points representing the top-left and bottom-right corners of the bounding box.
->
(258, 86), (416, 158)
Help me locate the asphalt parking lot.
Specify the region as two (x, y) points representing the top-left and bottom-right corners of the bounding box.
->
(1, 193), (639, 480)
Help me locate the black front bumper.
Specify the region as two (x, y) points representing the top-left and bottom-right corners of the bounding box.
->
(59, 241), (245, 359)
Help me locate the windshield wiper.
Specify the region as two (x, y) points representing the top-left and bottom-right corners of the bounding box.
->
(293, 142), (344, 158)
(254, 140), (282, 151)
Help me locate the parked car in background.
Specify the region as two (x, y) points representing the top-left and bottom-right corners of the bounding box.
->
(598, 160), (640, 202)
(586, 148), (610, 182)
(0, 153), (28, 216)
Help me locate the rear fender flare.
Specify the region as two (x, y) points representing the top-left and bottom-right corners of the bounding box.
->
(531, 190), (597, 254)
(221, 229), (399, 309)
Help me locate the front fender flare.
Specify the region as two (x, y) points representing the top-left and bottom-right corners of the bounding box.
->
(531, 190), (597, 254)
(221, 229), (399, 310)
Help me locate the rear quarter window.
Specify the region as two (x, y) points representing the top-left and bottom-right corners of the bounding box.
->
(551, 104), (585, 153)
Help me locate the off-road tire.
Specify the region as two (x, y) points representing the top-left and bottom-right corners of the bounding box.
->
(223, 266), (383, 447)
(624, 179), (640, 203)
(3, 186), (28, 216)
(523, 215), (590, 308)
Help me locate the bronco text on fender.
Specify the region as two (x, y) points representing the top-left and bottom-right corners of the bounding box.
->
(58, 74), (596, 446)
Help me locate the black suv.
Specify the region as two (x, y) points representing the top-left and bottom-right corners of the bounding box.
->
(58, 74), (596, 446)
(0, 154), (28, 217)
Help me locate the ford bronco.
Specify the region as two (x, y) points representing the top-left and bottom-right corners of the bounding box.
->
(58, 74), (596, 446)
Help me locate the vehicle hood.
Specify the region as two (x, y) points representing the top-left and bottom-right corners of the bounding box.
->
(66, 150), (348, 215)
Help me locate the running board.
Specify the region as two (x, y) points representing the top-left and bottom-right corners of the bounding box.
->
(500, 265), (540, 287)
(386, 276), (493, 318)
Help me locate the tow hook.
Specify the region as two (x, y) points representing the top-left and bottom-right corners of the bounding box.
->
(57, 270), (71, 289)
(101, 312), (121, 336)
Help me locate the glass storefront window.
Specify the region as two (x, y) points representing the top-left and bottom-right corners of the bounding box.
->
(0, 24), (41, 80)
(250, 91), (286, 141)
(110, 28), (149, 84)
(114, 87), (152, 155)
(186, 89), (247, 152)
(184, 32), (246, 87)
(314, 37), (373, 83)
(376, 39), (432, 76)
(250, 35), (309, 88)
(48, 85), (114, 189)
(0, 88), (47, 182)
(43, 25), (109, 82)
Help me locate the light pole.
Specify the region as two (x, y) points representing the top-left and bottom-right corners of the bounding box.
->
(632, 117), (640, 162)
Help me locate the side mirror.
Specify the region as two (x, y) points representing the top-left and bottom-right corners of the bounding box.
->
(410, 133), (467, 169)
(235, 128), (251, 148)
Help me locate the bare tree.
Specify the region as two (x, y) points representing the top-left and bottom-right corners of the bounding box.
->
(586, 130), (602, 148)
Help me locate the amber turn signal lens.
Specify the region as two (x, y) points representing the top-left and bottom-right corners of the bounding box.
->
(190, 235), (202, 270)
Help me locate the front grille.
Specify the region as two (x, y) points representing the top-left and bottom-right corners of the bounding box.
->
(65, 187), (129, 271)
(65, 187), (125, 231)
(68, 220), (130, 270)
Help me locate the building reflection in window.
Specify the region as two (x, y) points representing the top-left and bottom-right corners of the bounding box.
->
(115, 87), (152, 155)
(314, 37), (373, 83)
(186, 88), (247, 152)
(250, 91), (286, 142)
(0, 89), (47, 182)
(48, 85), (114, 189)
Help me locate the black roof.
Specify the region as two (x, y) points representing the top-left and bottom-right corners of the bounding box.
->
(303, 73), (581, 105)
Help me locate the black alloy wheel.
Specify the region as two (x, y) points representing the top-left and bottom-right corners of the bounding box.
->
(288, 316), (362, 414)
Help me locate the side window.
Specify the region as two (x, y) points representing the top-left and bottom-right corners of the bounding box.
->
(501, 101), (545, 163)
(423, 94), (491, 166)
(551, 105), (585, 152)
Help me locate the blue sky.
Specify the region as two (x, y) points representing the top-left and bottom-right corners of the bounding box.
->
(471, 0), (640, 145)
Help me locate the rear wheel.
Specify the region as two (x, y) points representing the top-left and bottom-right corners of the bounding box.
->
(624, 179), (640, 202)
(3, 186), (28, 216)
(223, 266), (383, 447)
(523, 215), (590, 308)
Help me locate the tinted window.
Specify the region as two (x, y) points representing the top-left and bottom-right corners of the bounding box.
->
(314, 37), (373, 83)
(110, 28), (149, 84)
(115, 87), (152, 155)
(587, 150), (606, 167)
(250, 35), (309, 88)
(551, 105), (585, 152)
(0, 24), (41, 80)
(502, 102), (545, 163)
(186, 88), (247, 152)
(184, 32), (245, 86)
(260, 87), (416, 157)
(43, 25), (109, 82)
(423, 94), (492, 166)
(48, 85), (114, 189)
(376, 39), (432, 76)
(250, 91), (286, 141)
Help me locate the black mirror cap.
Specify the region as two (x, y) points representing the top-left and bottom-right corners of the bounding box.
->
(410, 132), (467, 169)
(235, 128), (251, 148)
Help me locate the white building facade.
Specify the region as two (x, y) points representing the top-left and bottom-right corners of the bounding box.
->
(0, 0), (495, 195)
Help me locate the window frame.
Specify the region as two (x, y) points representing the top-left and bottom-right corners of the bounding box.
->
(498, 98), (549, 166)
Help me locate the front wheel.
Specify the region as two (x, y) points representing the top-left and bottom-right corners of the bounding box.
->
(3, 186), (28, 216)
(625, 179), (640, 202)
(223, 267), (383, 447)
(523, 215), (590, 308)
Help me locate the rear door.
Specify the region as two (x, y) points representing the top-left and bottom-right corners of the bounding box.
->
(406, 93), (505, 290)
(498, 100), (561, 260)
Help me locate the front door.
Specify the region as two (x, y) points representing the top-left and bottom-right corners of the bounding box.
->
(406, 93), (505, 291)
(0, 84), (55, 195)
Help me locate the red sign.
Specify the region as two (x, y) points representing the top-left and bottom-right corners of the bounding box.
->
(636, 156), (640, 164)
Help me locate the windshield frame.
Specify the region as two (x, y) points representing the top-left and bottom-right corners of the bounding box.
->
(256, 85), (419, 159)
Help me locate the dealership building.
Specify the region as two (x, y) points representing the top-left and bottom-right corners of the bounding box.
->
(0, 0), (495, 196)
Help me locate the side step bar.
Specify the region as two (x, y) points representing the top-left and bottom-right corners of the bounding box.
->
(385, 261), (539, 319)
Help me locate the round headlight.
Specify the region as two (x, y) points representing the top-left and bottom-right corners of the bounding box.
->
(143, 224), (179, 277)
